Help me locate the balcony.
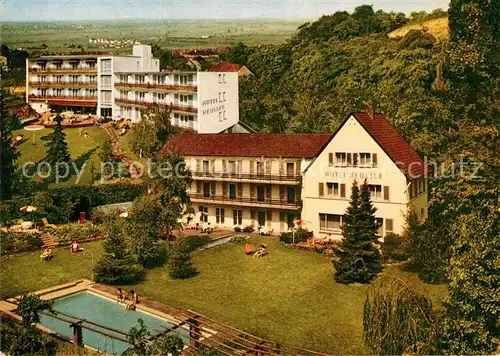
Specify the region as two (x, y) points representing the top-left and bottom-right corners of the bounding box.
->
(28, 67), (97, 73)
(189, 193), (301, 210)
(29, 81), (97, 88)
(115, 98), (198, 114)
(114, 82), (197, 92)
(29, 94), (97, 102)
(191, 171), (302, 184)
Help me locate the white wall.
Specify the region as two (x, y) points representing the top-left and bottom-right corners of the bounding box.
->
(196, 72), (239, 133)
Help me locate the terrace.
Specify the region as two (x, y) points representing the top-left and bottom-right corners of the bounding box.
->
(114, 82), (197, 92)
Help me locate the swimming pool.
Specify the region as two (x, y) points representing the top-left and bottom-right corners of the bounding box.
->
(201, 234), (247, 249)
(40, 291), (190, 355)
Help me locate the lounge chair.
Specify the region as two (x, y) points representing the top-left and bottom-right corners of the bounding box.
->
(42, 218), (57, 230)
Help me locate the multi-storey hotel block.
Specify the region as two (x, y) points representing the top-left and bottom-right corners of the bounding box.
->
(163, 111), (428, 239)
(26, 45), (239, 133)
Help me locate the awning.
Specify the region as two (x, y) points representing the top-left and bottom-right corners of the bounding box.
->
(68, 59), (80, 63)
(48, 100), (97, 107)
(86, 59), (97, 62)
(51, 59), (63, 63)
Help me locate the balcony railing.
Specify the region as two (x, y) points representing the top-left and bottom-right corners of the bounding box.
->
(115, 98), (198, 114)
(29, 81), (97, 88)
(191, 171), (302, 183)
(114, 82), (197, 92)
(28, 94), (97, 101)
(189, 193), (301, 209)
(28, 67), (97, 73)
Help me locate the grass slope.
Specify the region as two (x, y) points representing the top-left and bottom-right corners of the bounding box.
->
(389, 17), (449, 41)
(0, 237), (448, 354)
(14, 126), (107, 187)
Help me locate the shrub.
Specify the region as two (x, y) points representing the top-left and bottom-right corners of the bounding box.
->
(0, 231), (16, 256)
(27, 235), (43, 249)
(54, 223), (105, 242)
(381, 233), (407, 262)
(181, 235), (211, 252)
(230, 235), (247, 243)
(168, 238), (197, 279)
(234, 226), (242, 232)
(0, 231), (44, 254)
(242, 225), (254, 233)
(279, 228), (309, 244)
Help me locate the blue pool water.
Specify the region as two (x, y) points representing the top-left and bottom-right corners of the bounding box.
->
(201, 234), (247, 249)
(40, 291), (190, 355)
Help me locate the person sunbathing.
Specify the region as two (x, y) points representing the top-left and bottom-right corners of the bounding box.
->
(40, 248), (53, 261)
(253, 244), (268, 259)
(116, 288), (125, 303)
(70, 241), (84, 254)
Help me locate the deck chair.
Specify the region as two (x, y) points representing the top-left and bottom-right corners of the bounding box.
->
(42, 218), (57, 230)
(244, 243), (255, 255)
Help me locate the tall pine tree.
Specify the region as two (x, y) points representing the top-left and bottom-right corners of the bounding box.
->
(0, 94), (20, 201)
(45, 116), (70, 165)
(94, 222), (144, 285)
(333, 180), (381, 284)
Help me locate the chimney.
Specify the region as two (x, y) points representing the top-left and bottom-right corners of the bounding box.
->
(365, 106), (375, 119)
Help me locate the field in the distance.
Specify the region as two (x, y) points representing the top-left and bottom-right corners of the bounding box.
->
(2, 19), (305, 53)
(389, 17), (449, 40)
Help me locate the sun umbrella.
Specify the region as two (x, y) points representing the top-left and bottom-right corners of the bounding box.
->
(20, 205), (38, 212)
(119, 211), (131, 218)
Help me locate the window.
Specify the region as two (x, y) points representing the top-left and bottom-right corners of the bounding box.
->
(55, 75), (63, 83)
(257, 185), (265, 202)
(287, 186), (296, 203)
(137, 92), (145, 102)
(69, 75), (79, 83)
(229, 183), (237, 199)
(202, 160), (209, 174)
(54, 62), (62, 69)
(89, 75), (97, 83)
(359, 153), (371, 166)
(369, 185), (382, 199)
(286, 162), (294, 177)
(383, 186), (390, 200)
(376, 218), (383, 236)
(256, 161), (264, 176)
(135, 75), (144, 84)
(233, 209), (242, 225)
(199, 206), (208, 223)
(228, 161), (236, 174)
(101, 91), (111, 103)
(318, 182), (324, 197)
(71, 62), (78, 69)
(101, 76), (111, 87)
(202, 183), (210, 197)
(71, 88), (79, 97)
(55, 88), (63, 96)
(158, 93), (166, 101)
(327, 182), (339, 197)
(336, 152), (347, 166)
(319, 214), (342, 232)
(386, 219), (393, 233)
(87, 61), (96, 68)
(100, 59), (111, 72)
(216, 208), (225, 224)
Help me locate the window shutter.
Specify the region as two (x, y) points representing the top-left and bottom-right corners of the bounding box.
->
(295, 162), (301, 175)
(222, 182), (228, 196)
(250, 209), (256, 220)
(340, 183), (346, 198)
(210, 159), (215, 173)
(386, 219), (393, 232)
(237, 160), (243, 173)
(329, 153), (333, 165)
(237, 183), (243, 197)
(353, 153), (358, 166)
(196, 159), (201, 173)
(383, 186), (390, 200)
(265, 185), (271, 200)
(265, 160), (271, 174)
(279, 186), (285, 202)
(372, 153), (378, 167)
(267, 210), (272, 221)
(279, 162), (284, 176)
(250, 160), (255, 174)
(196, 181), (202, 194)
(210, 182), (215, 196)
(250, 184), (256, 199)
(347, 153), (352, 166)
(318, 183), (324, 197)
(222, 160), (227, 172)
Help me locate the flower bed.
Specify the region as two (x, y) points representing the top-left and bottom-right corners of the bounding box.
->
(53, 223), (106, 243)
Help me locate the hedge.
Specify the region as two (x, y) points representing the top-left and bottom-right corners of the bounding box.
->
(0, 183), (147, 224)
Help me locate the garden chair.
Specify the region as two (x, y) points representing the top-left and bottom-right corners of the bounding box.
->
(244, 243), (255, 255)
(42, 218), (58, 230)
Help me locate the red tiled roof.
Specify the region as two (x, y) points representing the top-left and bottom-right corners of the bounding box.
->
(208, 61), (243, 72)
(161, 133), (332, 158)
(352, 112), (427, 178)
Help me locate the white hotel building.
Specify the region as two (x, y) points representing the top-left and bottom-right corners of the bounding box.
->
(163, 111), (428, 239)
(26, 45), (239, 133)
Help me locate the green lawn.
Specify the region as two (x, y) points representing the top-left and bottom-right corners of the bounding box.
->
(14, 126), (107, 187)
(0, 237), (448, 354)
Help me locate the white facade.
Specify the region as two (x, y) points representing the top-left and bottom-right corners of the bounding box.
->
(26, 45), (239, 133)
(302, 114), (427, 239)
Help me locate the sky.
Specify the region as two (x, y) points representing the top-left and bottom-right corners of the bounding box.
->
(1, 0), (449, 22)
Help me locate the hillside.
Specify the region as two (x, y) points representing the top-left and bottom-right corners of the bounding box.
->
(389, 17), (449, 40)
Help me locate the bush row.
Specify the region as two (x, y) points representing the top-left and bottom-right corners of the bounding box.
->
(53, 223), (106, 242)
(0, 231), (43, 256)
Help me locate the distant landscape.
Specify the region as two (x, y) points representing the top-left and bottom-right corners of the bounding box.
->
(1, 19), (305, 53)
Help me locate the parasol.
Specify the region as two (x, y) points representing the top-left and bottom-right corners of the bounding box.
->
(24, 124), (45, 145)
(119, 211), (131, 218)
(20, 205), (38, 212)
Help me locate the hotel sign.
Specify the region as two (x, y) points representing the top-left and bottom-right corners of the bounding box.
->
(325, 171), (383, 180)
(201, 97), (226, 121)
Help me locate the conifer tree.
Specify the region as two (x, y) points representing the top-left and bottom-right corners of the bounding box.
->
(95, 222), (143, 284)
(168, 237), (197, 279)
(0, 94), (20, 201)
(45, 116), (70, 165)
(333, 180), (381, 283)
